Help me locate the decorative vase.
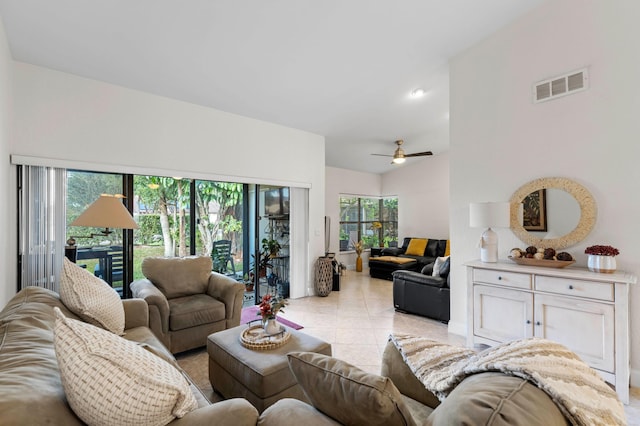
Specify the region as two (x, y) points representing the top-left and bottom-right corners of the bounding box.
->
(356, 255), (363, 272)
(587, 255), (616, 273)
(263, 318), (280, 335)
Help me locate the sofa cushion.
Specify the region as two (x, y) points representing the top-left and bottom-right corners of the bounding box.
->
(431, 256), (449, 277)
(60, 256), (125, 335)
(168, 294), (226, 331)
(425, 239), (441, 257)
(0, 287), (85, 424)
(142, 256), (212, 299)
(287, 352), (417, 426)
(53, 307), (198, 426)
(426, 372), (567, 426)
(405, 238), (427, 256)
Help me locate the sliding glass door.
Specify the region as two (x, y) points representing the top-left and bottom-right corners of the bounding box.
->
(66, 170), (127, 296)
(60, 170), (290, 302)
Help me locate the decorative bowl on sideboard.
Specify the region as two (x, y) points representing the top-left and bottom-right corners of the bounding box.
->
(507, 256), (575, 268)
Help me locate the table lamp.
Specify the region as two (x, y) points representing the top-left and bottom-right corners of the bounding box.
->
(469, 202), (511, 263)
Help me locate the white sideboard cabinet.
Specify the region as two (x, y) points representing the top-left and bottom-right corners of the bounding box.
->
(466, 260), (636, 404)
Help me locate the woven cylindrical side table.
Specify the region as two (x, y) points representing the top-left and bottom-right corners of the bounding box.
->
(315, 257), (333, 297)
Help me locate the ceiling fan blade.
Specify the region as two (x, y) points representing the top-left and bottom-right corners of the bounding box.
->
(371, 153), (393, 157)
(404, 151), (433, 157)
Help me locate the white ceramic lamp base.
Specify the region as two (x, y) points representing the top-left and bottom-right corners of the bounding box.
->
(479, 228), (498, 263)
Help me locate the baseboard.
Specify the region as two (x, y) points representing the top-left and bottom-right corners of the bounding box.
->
(447, 320), (466, 338)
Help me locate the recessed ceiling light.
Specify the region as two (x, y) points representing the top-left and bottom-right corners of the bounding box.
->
(410, 88), (426, 98)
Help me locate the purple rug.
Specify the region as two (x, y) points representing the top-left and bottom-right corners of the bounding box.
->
(240, 305), (303, 330)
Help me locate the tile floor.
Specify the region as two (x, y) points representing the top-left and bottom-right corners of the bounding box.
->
(178, 268), (640, 423)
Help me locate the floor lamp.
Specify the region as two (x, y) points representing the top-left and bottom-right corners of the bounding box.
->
(65, 194), (139, 262)
(469, 202), (511, 263)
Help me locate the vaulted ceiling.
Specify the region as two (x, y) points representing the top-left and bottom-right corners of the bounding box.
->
(0, 0), (545, 174)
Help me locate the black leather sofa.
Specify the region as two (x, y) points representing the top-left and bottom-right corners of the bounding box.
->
(392, 257), (450, 323)
(381, 237), (448, 270)
(369, 237), (449, 280)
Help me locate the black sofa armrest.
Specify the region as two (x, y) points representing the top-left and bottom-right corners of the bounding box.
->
(392, 270), (448, 288)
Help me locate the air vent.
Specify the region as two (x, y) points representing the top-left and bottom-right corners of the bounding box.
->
(533, 68), (588, 103)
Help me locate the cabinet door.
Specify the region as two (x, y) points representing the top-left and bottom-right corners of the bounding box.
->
(534, 294), (614, 373)
(473, 285), (533, 343)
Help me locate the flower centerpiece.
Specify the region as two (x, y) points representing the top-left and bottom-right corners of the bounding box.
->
(584, 244), (619, 274)
(584, 245), (619, 256)
(257, 294), (287, 334)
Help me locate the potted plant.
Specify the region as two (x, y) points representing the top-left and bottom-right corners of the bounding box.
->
(262, 238), (281, 257)
(371, 221), (383, 247)
(584, 244), (619, 273)
(243, 273), (254, 292)
(251, 251), (273, 278)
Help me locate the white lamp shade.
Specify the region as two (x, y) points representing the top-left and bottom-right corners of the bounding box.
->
(71, 195), (139, 230)
(469, 202), (511, 228)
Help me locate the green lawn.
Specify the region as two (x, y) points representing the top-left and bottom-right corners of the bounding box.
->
(132, 245), (165, 280)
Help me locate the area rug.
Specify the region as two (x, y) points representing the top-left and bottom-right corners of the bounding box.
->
(240, 305), (303, 330)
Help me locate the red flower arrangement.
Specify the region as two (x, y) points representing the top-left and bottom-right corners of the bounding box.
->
(257, 294), (287, 321)
(584, 245), (620, 257)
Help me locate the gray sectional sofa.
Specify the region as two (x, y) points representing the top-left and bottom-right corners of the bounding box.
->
(2, 285), (607, 426)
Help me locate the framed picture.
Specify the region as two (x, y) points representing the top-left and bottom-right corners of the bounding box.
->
(522, 189), (547, 232)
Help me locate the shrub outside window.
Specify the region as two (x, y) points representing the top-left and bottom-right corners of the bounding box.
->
(339, 196), (397, 251)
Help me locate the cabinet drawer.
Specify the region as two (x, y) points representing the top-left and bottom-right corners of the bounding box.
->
(473, 269), (531, 289)
(535, 276), (613, 301)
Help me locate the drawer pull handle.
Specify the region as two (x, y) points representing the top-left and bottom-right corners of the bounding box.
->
(536, 321), (541, 326)
(569, 285), (574, 290)
(526, 320), (531, 324)
(498, 276), (502, 280)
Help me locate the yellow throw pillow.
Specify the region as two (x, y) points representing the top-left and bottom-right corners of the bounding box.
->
(405, 238), (428, 256)
(445, 239), (451, 257)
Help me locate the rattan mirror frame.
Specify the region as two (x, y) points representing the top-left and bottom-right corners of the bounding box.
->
(509, 177), (596, 249)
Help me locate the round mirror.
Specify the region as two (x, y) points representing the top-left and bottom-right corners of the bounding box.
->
(509, 177), (596, 249)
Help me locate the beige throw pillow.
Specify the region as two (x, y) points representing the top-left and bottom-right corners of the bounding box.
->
(287, 352), (416, 426)
(59, 256), (125, 335)
(432, 256), (450, 277)
(53, 307), (197, 426)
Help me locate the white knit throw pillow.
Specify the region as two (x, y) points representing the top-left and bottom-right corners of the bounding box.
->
(53, 308), (198, 426)
(59, 256), (125, 335)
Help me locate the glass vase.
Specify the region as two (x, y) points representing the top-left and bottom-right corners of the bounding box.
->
(263, 318), (280, 335)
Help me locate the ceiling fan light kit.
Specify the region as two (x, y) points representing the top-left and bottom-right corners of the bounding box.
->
(371, 140), (433, 165)
(410, 88), (426, 98)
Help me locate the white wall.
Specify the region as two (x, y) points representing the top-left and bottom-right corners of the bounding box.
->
(9, 62), (326, 300)
(325, 155), (450, 269)
(450, 0), (640, 383)
(383, 152), (450, 240)
(0, 16), (14, 308)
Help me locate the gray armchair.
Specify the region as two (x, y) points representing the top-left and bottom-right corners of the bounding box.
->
(130, 256), (244, 354)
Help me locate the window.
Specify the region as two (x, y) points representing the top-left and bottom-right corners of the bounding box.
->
(339, 196), (397, 251)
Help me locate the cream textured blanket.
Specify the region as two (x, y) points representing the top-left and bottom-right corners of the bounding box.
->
(389, 335), (625, 426)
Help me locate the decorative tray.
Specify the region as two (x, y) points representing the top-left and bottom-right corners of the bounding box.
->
(240, 324), (291, 351)
(508, 256), (575, 268)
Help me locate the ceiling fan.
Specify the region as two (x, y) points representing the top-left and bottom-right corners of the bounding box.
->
(371, 140), (433, 164)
